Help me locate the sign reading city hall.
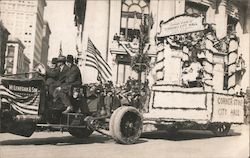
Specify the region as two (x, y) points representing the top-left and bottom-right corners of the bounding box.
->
(157, 14), (205, 37)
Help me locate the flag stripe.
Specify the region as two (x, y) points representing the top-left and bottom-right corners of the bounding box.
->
(86, 54), (112, 76)
(87, 39), (111, 69)
(11, 104), (25, 114)
(12, 104), (38, 115)
(86, 57), (111, 78)
(0, 85), (24, 98)
(0, 84), (39, 115)
(0, 87), (37, 103)
(85, 63), (106, 80)
(86, 39), (111, 70)
(1, 98), (21, 113)
(1, 96), (39, 109)
(85, 60), (109, 81)
(86, 50), (112, 75)
(2, 98), (38, 114)
(25, 93), (40, 106)
(85, 38), (112, 82)
(119, 42), (134, 56)
(2, 96), (39, 110)
(11, 99), (39, 110)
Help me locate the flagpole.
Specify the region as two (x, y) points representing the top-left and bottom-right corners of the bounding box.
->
(59, 41), (63, 56)
(138, 9), (145, 92)
(106, 0), (111, 62)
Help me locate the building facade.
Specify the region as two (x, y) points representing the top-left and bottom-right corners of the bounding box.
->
(0, 21), (10, 76)
(5, 38), (30, 78)
(40, 21), (51, 66)
(74, 0), (249, 89)
(0, 0), (47, 71)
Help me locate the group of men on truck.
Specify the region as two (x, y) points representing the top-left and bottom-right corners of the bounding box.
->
(44, 55), (82, 113)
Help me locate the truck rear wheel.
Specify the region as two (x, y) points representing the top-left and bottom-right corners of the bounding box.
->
(68, 119), (93, 138)
(167, 126), (179, 135)
(109, 106), (143, 144)
(209, 123), (231, 137)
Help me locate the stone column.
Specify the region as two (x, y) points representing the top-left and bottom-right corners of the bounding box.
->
(215, 0), (228, 39)
(154, 42), (165, 83)
(227, 38), (238, 94)
(108, 0), (122, 83)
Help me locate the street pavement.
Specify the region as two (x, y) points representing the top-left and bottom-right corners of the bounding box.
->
(0, 125), (249, 158)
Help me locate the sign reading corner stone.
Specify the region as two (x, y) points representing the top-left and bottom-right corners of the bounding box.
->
(157, 15), (205, 37)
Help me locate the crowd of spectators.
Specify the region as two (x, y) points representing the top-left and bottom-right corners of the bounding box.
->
(85, 77), (150, 116)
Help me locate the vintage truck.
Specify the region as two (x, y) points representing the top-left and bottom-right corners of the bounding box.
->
(0, 76), (143, 144)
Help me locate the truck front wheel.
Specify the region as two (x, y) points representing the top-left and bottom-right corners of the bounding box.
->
(109, 106), (143, 144)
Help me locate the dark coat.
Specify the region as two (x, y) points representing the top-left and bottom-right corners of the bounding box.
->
(65, 64), (82, 86)
(60, 64), (82, 95)
(45, 67), (59, 85)
(58, 65), (70, 84)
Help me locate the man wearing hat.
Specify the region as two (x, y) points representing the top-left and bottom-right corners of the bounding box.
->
(58, 55), (82, 113)
(45, 57), (60, 96)
(57, 55), (70, 83)
(65, 55), (82, 86)
(52, 55), (69, 104)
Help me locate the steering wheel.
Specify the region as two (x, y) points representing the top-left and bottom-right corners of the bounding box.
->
(34, 63), (46, 75)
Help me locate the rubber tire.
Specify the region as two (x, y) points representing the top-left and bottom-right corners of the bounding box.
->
(209, 123), (231, 137)
(109, 106), (143, 144)
(167, 127), (179, 135)
(68, 119), (93, 138)
(109, 107), (124, 139)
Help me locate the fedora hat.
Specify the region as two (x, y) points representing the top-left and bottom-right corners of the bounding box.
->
(57, 55), (66, 62)
(51, 58), (58, 64)
(66, 55), (74, 64)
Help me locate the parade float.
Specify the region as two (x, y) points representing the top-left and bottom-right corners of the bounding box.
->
(142, 14), (246, 136)
(0, 14), (246, 144)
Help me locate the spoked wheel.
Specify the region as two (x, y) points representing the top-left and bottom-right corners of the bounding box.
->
(109, 106), (143, 144)
(68, 119), (93, 138)
(209, 123), (231, 137)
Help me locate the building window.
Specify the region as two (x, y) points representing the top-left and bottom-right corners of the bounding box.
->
(227, 15), (238, 34)
(120, 0), (150, 42)
(185, 1), (208, 20)
(6, 67), (13, 74)
(7, 45), (15, 57)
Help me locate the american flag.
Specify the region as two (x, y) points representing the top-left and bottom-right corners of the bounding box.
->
(85, 38), (112, 82)
(0, 85), (39, 115)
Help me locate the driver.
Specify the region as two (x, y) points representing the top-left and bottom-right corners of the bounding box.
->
(57, 55), (69, 84)
(52, 55), (69, 102)
(45, 58), (59, 96)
